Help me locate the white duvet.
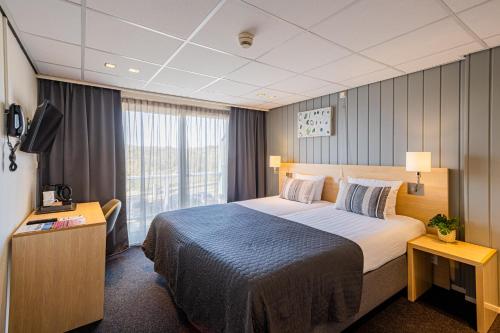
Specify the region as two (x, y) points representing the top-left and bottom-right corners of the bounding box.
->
(236, 196), (425, 273)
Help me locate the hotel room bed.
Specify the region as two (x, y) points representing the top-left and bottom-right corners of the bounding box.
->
(143, 196), (426, 333)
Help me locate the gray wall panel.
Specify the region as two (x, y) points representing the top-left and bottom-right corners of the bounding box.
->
(423, 67), (441, 167)
(321, 95), (331, 164)
(491, 48), (500, 263)
(287, 105), (294, 162)
(293, 103), (300, 162)
(381, 79), (394, 166)
(338, 93), (348, 164)
(299, 101), (307, 163)
(281, 107), (288, 162)
(357, 86), (369, 165)
(393, 76), (408, 166)
(329, 93), (339, 164)
(313, 97), (323, 164)
(467, 50), (491, 246)
(408, 72), (424, 152)
(306, 99), (315, 163)
(348, 89), (358, 164)
(369, 82), (381, 165)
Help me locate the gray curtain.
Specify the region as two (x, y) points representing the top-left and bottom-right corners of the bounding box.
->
(38, 79), (128, 255)
(227, 107), (266, 202)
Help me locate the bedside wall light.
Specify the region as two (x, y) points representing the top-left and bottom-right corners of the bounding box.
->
(269, 155), (281, 174)
(406, 152), (431, 195)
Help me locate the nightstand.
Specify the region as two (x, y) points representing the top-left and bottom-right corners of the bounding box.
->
(408, 234), (498, 333)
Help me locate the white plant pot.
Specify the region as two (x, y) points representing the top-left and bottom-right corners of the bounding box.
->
(438, 229), (456, 243)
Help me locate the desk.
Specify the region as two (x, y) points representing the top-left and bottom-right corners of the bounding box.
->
(408, 234), (498, 333)
(9, 202), (106, 333)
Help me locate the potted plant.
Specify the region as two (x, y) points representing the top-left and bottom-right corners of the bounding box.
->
(428, 214), (460, 243)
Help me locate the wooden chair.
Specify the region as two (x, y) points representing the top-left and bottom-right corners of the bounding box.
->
(101, 199), (122, 235)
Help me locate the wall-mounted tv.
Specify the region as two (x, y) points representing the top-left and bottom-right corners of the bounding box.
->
(20, 100), (63, 153)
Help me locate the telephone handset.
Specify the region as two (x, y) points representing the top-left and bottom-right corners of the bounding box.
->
(6, 104), (25, 137)
(4, 104), (26, 172)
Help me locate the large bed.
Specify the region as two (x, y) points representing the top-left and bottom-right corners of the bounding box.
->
(143, 163), (449, 333)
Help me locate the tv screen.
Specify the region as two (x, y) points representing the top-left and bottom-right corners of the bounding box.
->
(20, 100), (63, 153)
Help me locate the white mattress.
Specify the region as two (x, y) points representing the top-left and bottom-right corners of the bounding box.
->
(281, 206), (426, 273)
(236, 196), (331, 216)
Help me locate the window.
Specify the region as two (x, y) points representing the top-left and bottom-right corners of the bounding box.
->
(123, 98), (229, 244)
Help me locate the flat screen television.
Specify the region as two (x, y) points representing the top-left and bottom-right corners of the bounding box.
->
(20, 100), (63, 153)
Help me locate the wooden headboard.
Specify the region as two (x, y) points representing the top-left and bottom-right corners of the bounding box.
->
(279, 163), (449, 224)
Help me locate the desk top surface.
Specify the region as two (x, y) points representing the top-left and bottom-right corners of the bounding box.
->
(13, 202), (106, 238)
(409, 234), (497, 265)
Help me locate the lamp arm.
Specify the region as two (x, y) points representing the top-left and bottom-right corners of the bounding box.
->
(415, 171), (421, 192)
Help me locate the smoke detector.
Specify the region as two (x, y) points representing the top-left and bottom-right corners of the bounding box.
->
(239, 32), (254, 48)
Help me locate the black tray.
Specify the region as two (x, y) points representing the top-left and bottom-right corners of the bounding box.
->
(36, 202), (77, 214)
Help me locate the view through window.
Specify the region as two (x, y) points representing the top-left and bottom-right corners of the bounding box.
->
(122, 98), (229, 244)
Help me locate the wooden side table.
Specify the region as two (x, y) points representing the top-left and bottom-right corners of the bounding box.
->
(9, 202), (106, 333)
(408, 234), (498, 333)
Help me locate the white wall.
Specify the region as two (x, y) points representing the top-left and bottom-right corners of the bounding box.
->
(0, 17), (37, 333)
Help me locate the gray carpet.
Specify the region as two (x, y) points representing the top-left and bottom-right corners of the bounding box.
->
(73, 246), (500, 333)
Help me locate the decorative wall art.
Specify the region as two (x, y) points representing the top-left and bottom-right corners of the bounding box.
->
(297, 107), (333, 138)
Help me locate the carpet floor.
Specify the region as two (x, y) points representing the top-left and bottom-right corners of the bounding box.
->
(72, 246), (500, 333)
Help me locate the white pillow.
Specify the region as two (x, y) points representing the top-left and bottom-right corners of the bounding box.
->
(347, 177), (402, 216)
(293, 173), (326, 201)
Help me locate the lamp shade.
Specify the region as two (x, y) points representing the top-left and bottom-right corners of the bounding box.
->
(269, 155), (281, 168)
(406, 152), (431, 172)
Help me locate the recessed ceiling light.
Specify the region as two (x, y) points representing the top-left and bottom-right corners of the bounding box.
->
(256, 92), (266, 97)
(128, 68), (140, 74)
(104, 62), (116, 69)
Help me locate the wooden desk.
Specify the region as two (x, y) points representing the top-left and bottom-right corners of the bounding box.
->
(408, 234), (498, 333)
(9, 202), (106, 333)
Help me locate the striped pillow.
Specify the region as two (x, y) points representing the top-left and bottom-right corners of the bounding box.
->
(280, 177), (315, 204)
(335, 181), (391, 219)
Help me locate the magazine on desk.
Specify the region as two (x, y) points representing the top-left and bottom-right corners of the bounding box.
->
(18, 215), (86, 234)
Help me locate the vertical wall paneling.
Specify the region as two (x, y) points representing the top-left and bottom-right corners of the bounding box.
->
(491, 47), (500, 278)
(467, 50), (491, 247)
(381, 79), (394, 165)
(313, 97), (322, 163)
(306, 99), (315, 163)
(348, 89), (358, 164)
(441, 62), (461, 218)
(369, 82), (381, 165)
(408, 71), (424, 152)
(293, 103), (300, 162)
(423, 67), (441, 167)
(321, 95), (330, 163)
(299, 101), (307, 163)
(329, 93), (339, 164)
(394, 76), (408, 165)
(287, 104), (294, 162)
(281, 107), (288, 162)
(338, 92), (348, 164)
(357, 86), (369, 165)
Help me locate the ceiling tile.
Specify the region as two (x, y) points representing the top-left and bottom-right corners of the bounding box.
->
(361, 18), (474, 66)
(257, 32), (350, 73)
(443, 0), (488, 12)
(273, 94), (308, 105)
(192, 0), (302, 59)
(301, 83), (347, 98)
(169, 44), (249, 77)
(84, 70), (147, 89)
(484, 34), (500, 48)
(340, 68), (403, 87)
(86, 0), (219, 39)
(151, 67), (216, 91)
(395, 42), (484, 73)
(225, 62), (295, 86)
(147, 83), (193, 97)
(215, 95), (264, 107)
(37, 62), (81, 80)
(188, 90), (233, 103)
(311, 0), (449, 51)
(257, 102), (282, 110)
(305, 54), (386, 82)
(5, 0), (80, 44)
(85, 48), (160, 81)
(86, 10), (182, 64)
(268, 75), (330, 95)
(21, 33), (81, 68)
(243, 0), (356, 28)
(242, 88), (293, 102)
(458, 0), (500, 38)
(201, 79), (259, 96)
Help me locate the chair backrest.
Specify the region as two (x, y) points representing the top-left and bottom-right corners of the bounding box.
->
(102, 199), (122, 235)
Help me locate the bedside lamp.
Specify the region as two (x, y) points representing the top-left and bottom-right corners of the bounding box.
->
(406, 152), (431, 195)
(269, 155), (281, 174)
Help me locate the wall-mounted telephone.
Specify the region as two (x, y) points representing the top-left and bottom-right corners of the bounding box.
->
(4, 103), (27, 172)
(6, 104), (25, 137)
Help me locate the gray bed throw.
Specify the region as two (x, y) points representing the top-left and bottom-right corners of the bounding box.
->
(143, 203), (363, 333)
